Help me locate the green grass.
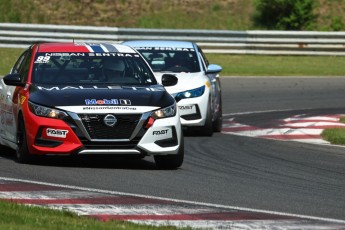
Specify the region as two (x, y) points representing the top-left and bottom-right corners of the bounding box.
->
(0, 200), (180, 230)
(321, 117), (345, 145)
(0, 48), (24, 75)
(2, 48), (345, 77)
(206, 54), (345, 76)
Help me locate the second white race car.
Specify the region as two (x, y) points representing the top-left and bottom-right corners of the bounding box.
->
(123, 40), (222, 136)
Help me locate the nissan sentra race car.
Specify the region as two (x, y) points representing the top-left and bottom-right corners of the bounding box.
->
(0, 42), (184, 168)
(123, 40), (222, 136)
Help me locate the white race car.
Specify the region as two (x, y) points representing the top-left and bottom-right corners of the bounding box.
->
(123, 40), (222, 136)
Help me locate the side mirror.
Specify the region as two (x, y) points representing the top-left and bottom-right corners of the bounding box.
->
(206, 64), (222, 74)
(3, 73), (25, 87)
(161, 74), (178, 87)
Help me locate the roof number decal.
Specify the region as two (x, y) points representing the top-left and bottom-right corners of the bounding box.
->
(34, 56), (50, 64)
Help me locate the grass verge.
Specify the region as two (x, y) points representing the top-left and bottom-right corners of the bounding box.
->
(2, 48), (345, 77)
(0, 200), (179, 230)
(206, 54), (345, 76)
(321, 117), (345, 145)
(0, 48), (24, 75)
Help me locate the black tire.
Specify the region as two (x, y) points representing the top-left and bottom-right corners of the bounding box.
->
(213, 101), (223, 132)
(16, 118), (32, 164)
(154, 133), (184, 169)
(199, 102), (213, 136)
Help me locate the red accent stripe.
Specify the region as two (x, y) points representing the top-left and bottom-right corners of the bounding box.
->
(37, 43), (90, 52)
(89, 212), (294, 221)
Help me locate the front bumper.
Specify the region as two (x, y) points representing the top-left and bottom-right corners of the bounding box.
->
(24, 110), (182, 156)
(176, 93), (209, 127)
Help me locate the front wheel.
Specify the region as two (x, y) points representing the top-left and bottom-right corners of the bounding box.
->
(198, 102), (213, 136)
(154, 134), (184, 169)
(16, 118), (32, 164)
(213, 101), (223, 132)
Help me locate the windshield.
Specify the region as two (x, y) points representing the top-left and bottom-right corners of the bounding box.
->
(31, 53), (157, 86)
(136, 48), (200, 73)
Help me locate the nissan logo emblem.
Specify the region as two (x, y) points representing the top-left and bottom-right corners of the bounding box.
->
(103, 114), (117, 127)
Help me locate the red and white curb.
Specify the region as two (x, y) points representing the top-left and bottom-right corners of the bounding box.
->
(0, 177), (345, 229)
(222, 114), (345, 144)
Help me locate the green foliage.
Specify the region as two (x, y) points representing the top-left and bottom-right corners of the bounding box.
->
(254, 0), (315, 30)
(330, 16), (344, 31)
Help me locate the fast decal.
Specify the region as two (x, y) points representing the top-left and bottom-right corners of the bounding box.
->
(178, 105), (197, 116)
(46, 128), (68, 138)
(135, 47), (195, 52)
(153, 129), (169, 135)
(152, 128), (173, 140)
(179, 105), (194, 110)
(85, 99), (131, 105)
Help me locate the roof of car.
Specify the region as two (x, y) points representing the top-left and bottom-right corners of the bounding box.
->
(36, 42), (136, 53)
(123, 40), (195, 49)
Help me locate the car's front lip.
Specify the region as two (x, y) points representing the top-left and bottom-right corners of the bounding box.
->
(24, 107), (181, 156)
(176, 96), (208, 126)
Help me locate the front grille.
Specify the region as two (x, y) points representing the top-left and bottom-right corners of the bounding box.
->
(79, 114), (141, 139)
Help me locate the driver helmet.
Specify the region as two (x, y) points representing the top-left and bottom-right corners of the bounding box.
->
(102, 58), (125, 79)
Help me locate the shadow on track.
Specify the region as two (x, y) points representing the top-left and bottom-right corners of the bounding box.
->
(0, 145), (163, 170)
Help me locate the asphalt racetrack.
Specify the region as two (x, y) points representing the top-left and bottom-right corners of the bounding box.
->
(1, 77), (345, 221)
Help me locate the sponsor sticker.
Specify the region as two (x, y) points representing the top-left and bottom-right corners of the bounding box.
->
(82, 106), (136, 111)
(135, 47), (195, 52)
(205, 81), (211, 88)
(152, 128), (172, 140)
(37, 85), (164, 91)
(178, 105), (197, 116)
(46, 128), (68, 138)
(85, 99), (131, 105)
(19, 95), (26, 105)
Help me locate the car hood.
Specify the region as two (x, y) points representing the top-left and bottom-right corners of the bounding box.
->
(154, 72), (206, 94)
(28, 84), (174, 113)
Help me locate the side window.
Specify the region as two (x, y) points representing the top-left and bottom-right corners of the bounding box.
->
(20, 50), (32, 82)
(11, 50), (28, 75)
(198, 46), (209, 71)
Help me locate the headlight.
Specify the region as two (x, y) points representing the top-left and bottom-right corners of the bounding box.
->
(174, 85), (205, 101)
(151, 103), (176, 119)
(28, 101), (68, 119)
